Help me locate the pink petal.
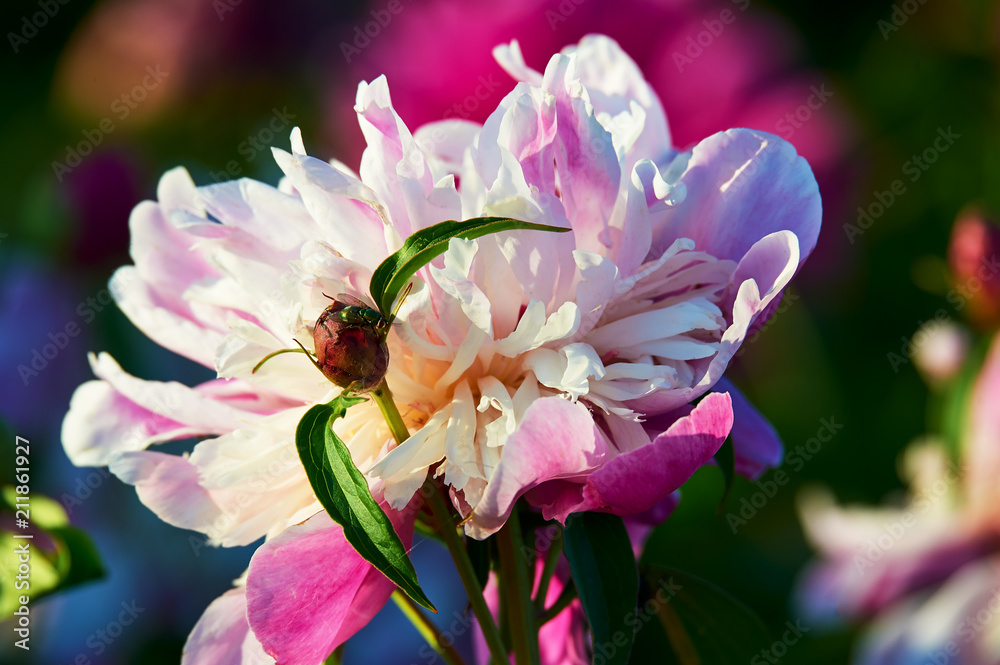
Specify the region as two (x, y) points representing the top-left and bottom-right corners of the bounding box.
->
(355, 76), (461, 237)
(109, 409), (315, 548)
(468, 397), (610, 539)
(62, 380), (196, 467)
(627, 230), (800, 415)
(800, 531), (993, 619)
(270, 148), (389, 271)
(62, 353), (294, 467)
(545, 55), (623, 260)
(246, 510), (414, 665)
(624, 492), (680, 557)
(714, 378), (783, 480)
(965, 333), (1000, 517)
(119, 168), (225, 366)
(582, 392), (733, 515)
(653, 128), (821, 266)
(110, 451), (233, 538)
(182, 588), (273, 665)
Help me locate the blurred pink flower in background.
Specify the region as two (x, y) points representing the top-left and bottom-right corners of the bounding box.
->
(798, 333), (1000, 664)
(53, 0), (199, 124)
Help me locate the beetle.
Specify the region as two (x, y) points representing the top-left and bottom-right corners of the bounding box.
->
(251, 284), (412, 394)
(322, 293), (390, 340)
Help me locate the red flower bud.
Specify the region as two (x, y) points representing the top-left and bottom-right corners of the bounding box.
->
(313, 299), (389, 392)
(948, 209), (1000, 330)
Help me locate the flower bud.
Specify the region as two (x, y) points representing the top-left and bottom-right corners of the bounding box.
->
(313, 299), (389, 392)
(948, 209), (1000, 330)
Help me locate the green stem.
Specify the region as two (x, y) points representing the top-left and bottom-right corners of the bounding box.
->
(533, 527), (563, 610)
(392, 591), (466, 665)
(538, 580), (577, 626)
(369, 379), (507, 665)
(370, 379), (411, 444)
(497, 509), (541, 665)
(323, 645), (345, 664)
(426, 481), (508, 664)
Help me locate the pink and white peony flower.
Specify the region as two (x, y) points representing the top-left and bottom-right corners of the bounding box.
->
(798, 333), (1000, 664)
(62, 35), (820, 664)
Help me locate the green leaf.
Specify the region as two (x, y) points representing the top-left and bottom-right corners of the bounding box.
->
(296, 397), (436, 612)
(0, 522), (105, 617)
(713, 437), (735, 513)
(633, 566), (770, 664)
(48, 526), (106, 590)
(369, 217), (570, 317)
(563, 512), (639, 665)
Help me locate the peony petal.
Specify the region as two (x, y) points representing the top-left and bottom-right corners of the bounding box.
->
(627, 230), (800, 415)
(714, 377), (783, 480)
(468, 397), (609, 539)
(182, 587), (273, 665)
(653, 128), (821, 265)
(270, 147), (390, 270)
(581, 392), (733, 516)
(559, 35), (672, 165)
(796, 485), (992, 620)
(113, 266), (227, 368)
(61, 354), (292, 468)
(109, 407), (316, 547)
(63, 380), (196, 467)
(473, 543), (589, 665)
(246, 509), (413, 664)
(356, 76), (461, 238)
